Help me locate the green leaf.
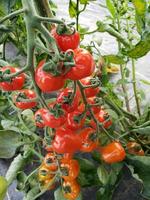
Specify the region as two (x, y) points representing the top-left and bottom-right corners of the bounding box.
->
(23, 186), (40, 200)
(80, 0), (88, 4)
(54, 187), (82, 200)
(6, 154), (27, 185)
(0, 130), (22, 158)
(75, 157), (95, 172)
(0, 59), (9, 67)
(97, 166), (109, 185)
(103, 54), (126, 64)
(132, 126), (150, 135)
(140, 79), (150, 85)
(69, 0), (77, 18)
(132, 0), (147, 16)
(127, 155), (150, 199)
(0, 176), (8, 200)
(1, 119), (21, 132)
(96, 187), (112, 200)
(106, 0), (116, 17)
(0, 0), (16, 16)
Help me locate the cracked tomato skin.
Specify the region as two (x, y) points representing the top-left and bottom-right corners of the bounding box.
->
(52, 128), (82, 154)
(51, 28), (80, 52)
(57, 88), (80, 113)
(65, 48), (95, 80)
(62, 180), (80, 200)
(100, 141), (126, 164)
(0, 66), (25, 91)
(35, 60), (65, 93)
(14, 89), (37, 109)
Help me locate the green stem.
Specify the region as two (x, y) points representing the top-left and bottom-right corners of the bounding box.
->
(0, 9), (26, 24)
(132, 59), (141, 116)
(37, 16), (64, 24)
(76, 0), (80, 31)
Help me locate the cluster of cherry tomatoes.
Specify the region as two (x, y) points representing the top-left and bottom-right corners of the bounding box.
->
(0, 25), (145, 200)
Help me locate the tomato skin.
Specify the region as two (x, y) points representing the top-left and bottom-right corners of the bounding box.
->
(43, 153), (58, 171)
(57, 88), (80, 113)
(65, 48), (95, 80)
(14, 89), (37, 109)
(60, 158), (80, 181)
(35, 60), (65, 93)
(65, 110), (85, 131)
(0, 66), (25, 91)
(100, 141), (126, 164)
(79, 127), (98, 152)
(80, 77), (99, 98)
(41, 178), (56, 190)
(127, 142), (144, 156)
(52, 128), (82, 154)
(62, 180), (80, 200)
(38, 164), (54, 181)
(34, 108), (48, 128)
(51, 28), (80, 52)
(90, 110), (112, 129)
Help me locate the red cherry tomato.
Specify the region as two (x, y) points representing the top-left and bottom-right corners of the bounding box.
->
(14, 89), (37, 109)
(90, 110), (112, 129)
(80, 77), (99, 98)
(60, 158), (80, 181)
(62, 180), (80, 200)
(127, 142), (144, 156)
(100, 141), (126, 164)
(79, 127), (98, 152)
(65, 48), (95, 80)
(35, 60), (65, 92)
(52, 128), (82, 154)
(34, 108), (48, 128)
(0, 66), (25, 91)
(43, 152), (58, 171)
(65, 110), (85, 131)
(56, 88), (80, 113)
(51, 28), (80, 52)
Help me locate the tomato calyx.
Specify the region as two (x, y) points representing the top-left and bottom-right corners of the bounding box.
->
(0, 68), (12, 82)
(73, 112), (85, 123)
(56, 23), (76, 35)
(49, 104), (65, 118)
(15, 92), (27, 102)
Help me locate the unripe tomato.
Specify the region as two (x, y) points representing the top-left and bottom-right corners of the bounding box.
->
(100, 141), (126, 164)
(38, 164), (54, 181)
(14, 89), (37, 109)
(51, 28), (80, 52)
(35, 60), (65, 92)
(60, 158), (80, 181)
(65, 48), (95, 80)
(0, 66), (25, 91)
(127, 142), (144, 156)
(62, 180), (80, 200)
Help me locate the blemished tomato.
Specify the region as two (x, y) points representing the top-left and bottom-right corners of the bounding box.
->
(90, 110), (112, 129)
(127, 142), (144, 156)
(60, 158), (80, 181)
(100, 141), (126, 164)
(65, 48), (95, 80)
(14, 89), (37, 110)
(79, 127), (98, 152)
(0, 66), (25, 91)
(51, 28), (80, 52)
(38, 164), (54, 181)
(62, 180), (80, 200)
(35, 60), (65, 92)
(52, 128), (82, 154)
(42, 104), (66, 128)
(56, 88), (80, 113)
(41, 178), (56, 190)
(34, 108), (48, 128)
(43, 153), (58, 171)
(65, 110), (86, 131)
(80, 77), (100, 98)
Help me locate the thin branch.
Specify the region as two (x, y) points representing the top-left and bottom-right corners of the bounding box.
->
(37, 16), (64, 24)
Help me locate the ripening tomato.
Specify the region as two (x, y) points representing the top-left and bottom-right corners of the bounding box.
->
(0, 66), (25, 91)
(41, 178), (56, 190)
(90, 110), (112, 129)
(127, 142), (144, 156)
(52, 128), (82, 154)
(34, 108), (48, 128)
(42, 104), (66, 128)
(14, 89), (37, 109)
(38, 164), (54, 181)
(60, 158), (80, 181)
(62, 180), (80, 200)
(65, 48), (95, 80)
(51, 28), (80, 52)
(100, 141), (126, 164)
(43, 153), (58, 171)
(65, 110), (86, 131)
(80, 77), (100, 98)
(56, 88), (80, 113)
(35, 60), (65, 92)
(79, 127), (98, 152)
